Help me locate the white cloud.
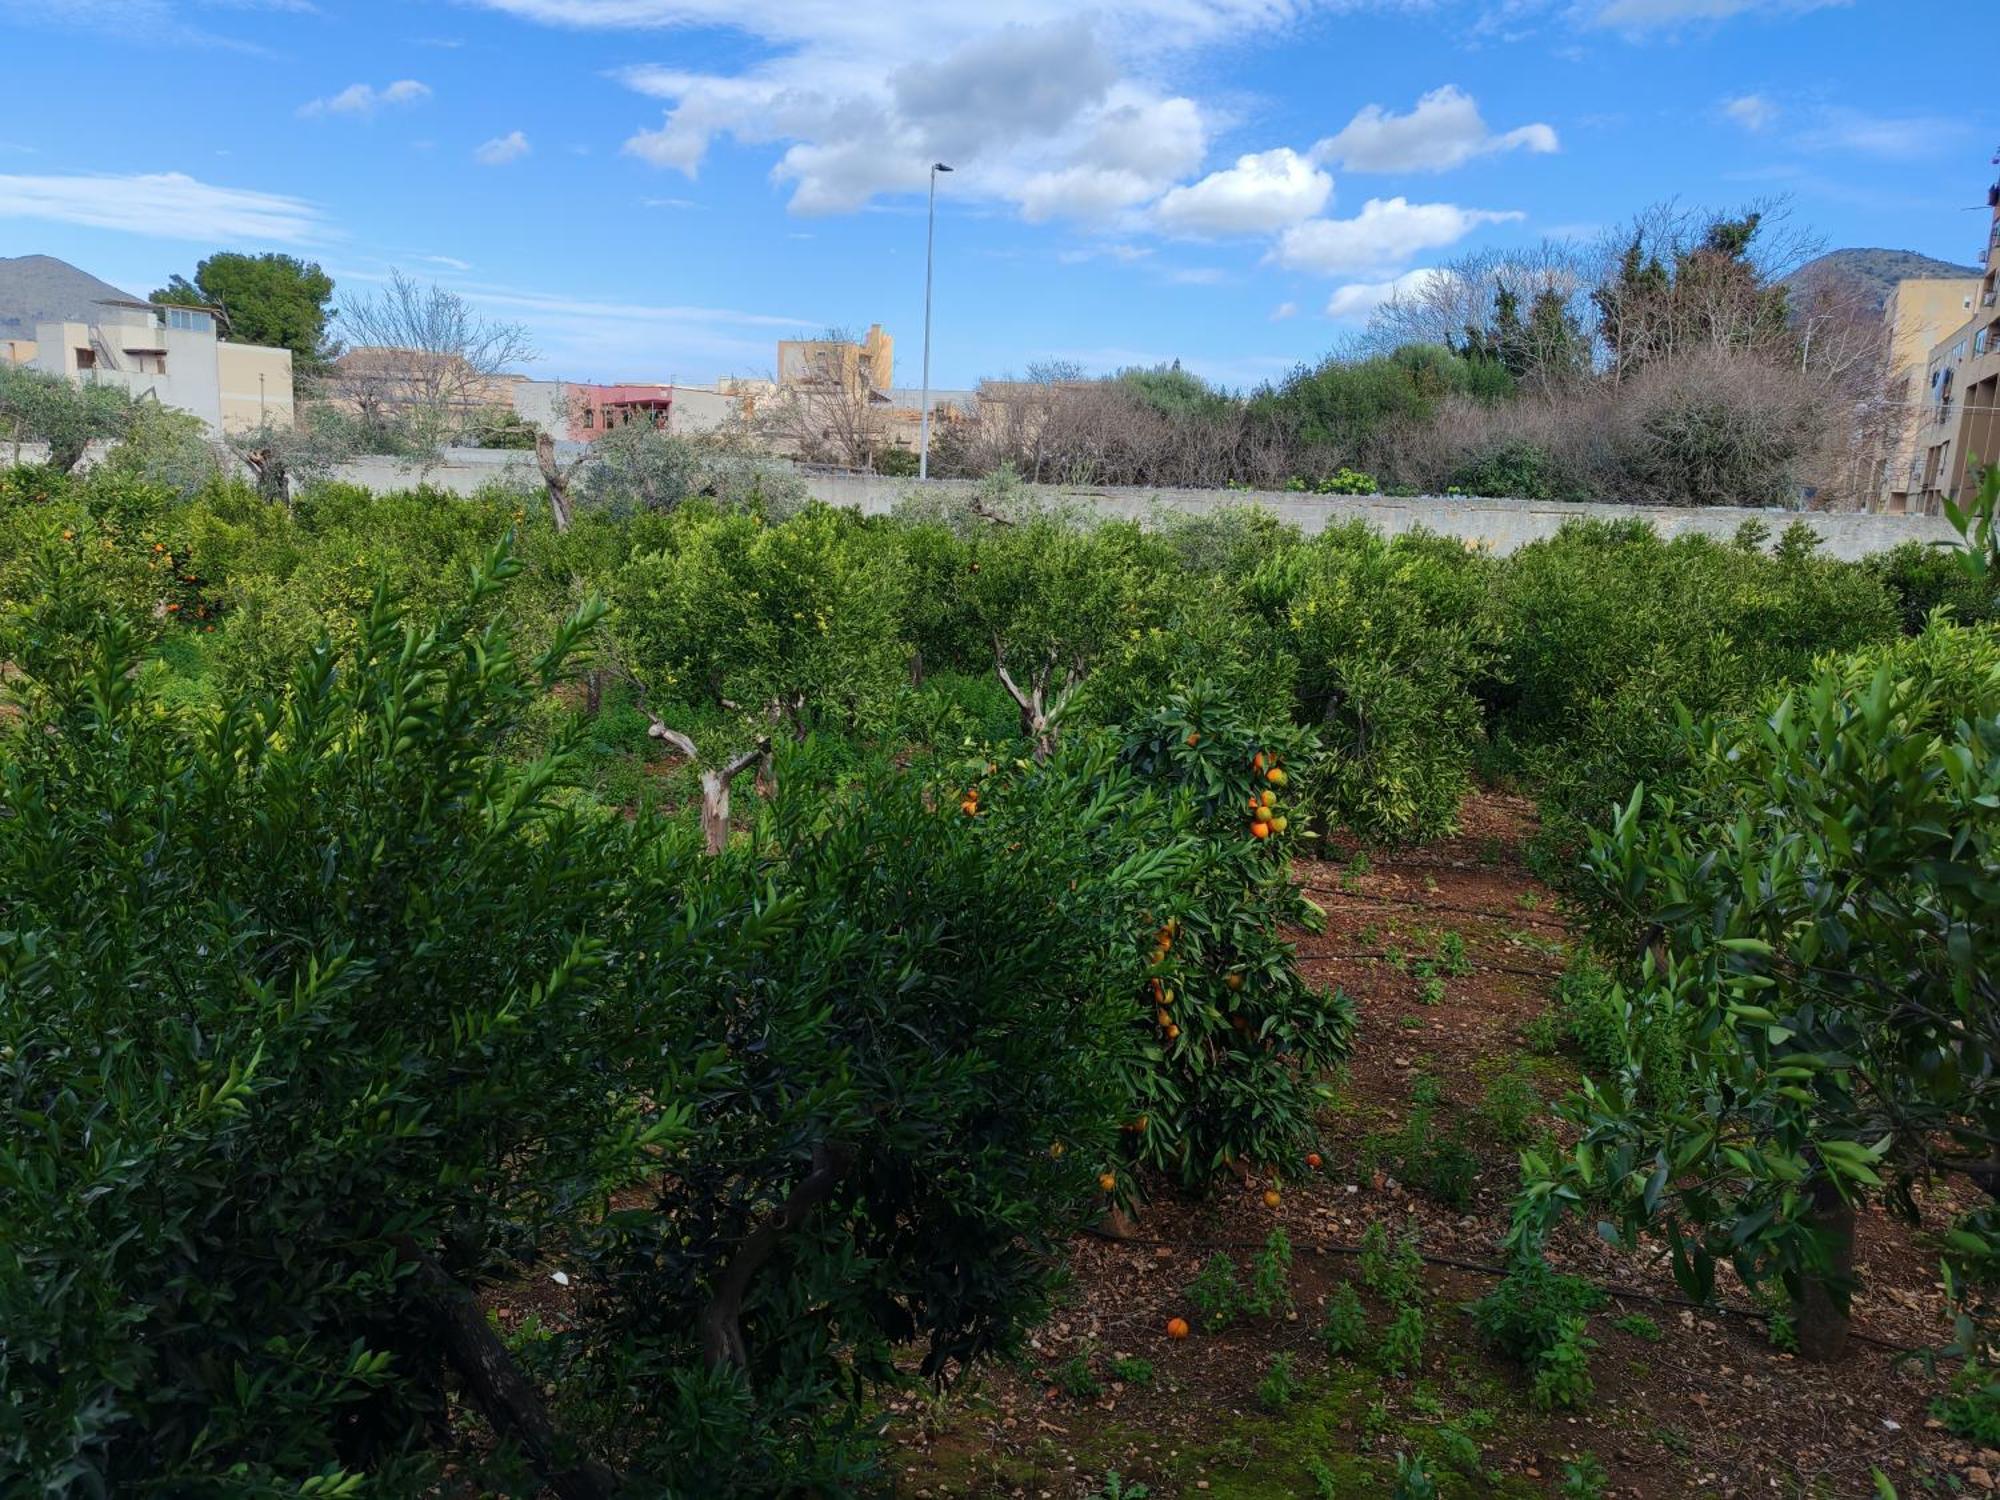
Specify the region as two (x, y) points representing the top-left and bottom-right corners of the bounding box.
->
(1275, 197), (1522, 277)
(1325, 267), (1447, 321)
(476, 4), (1320, 222)
(299, 78), (431, 118)
(1314, 86), (1557, 174)
(417, 253), (472, 269)
(1153, 147), (1331, 236)
(1057, 242), (1153, 265)
(401, 273), (813, 382)
(1164, 266), (1226, 285)
(1795, 107), (1959, 160)
(1582, 0), (1846, 31)
(0, 169), (323, 242)
(1270, 300), (1298, 321)
(475, 130), (532, 165)
(1720, 93), (1777, 131)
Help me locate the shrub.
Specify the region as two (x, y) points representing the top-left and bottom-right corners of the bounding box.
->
(1320, 1282), (1369, 1359)
(0, 546), (1165, 1495)
(1522, 616), (2000, 1359)
(1530, 1316), (1598, 1410)
(1378, 1302), (1428, 1378)
(1257, 523), (1496, 840)
(1245, 1229), (1296, 1318)
(1256, 1352), (1301, 1410)
(1092, 683), (1354, 1188)
(1470, 1254), (1606, 1369)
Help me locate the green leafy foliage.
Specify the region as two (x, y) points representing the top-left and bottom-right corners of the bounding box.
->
(1559, 1452), (1610, 1499)
(1389, 1449), (1439, 1500)
(1257, 523), (1496, 839)
(1320, 1282), (1369, 1359)
(151, 251), (339, 372)
(1519, 620), (2000, 1351)
(1530, 1316), (1598, 1411)
(1187, 1254), (1243, 1334)
(1378, 1302), (1428, 1378)
(1256, 1352), (1301, 1411)
(1244, 1229), (1295, 1318)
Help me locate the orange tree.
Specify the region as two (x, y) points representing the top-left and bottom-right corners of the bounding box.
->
(0, 540), (1186, 1497)
(972, 679), (1355, 1194)
(1514, 617), (2000, 1365)
(536, 734), (1191, 1493)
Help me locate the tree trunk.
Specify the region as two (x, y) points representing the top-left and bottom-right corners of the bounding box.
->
(699, 768), (731, 857)
(393, 1239), (621, 1500)
(1794, 1176), (1855, 1362)
(646, 718), (769, 857)
(536, 432), (574, 533)
(699, 1146), (850, 1378)
(51, 435), (87, 474)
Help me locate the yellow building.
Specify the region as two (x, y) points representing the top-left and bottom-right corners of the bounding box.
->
(1877, 277), (1979, 511)
(1913, 184), (2000, 511)
(776, 324), (893, 400)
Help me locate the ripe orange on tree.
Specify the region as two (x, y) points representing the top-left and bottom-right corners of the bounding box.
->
(1098, 1171), (1117, 1193)
(1250, 821), (1270, 840)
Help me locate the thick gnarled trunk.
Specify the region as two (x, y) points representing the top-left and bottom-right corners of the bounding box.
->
(646, 719), (771, 855)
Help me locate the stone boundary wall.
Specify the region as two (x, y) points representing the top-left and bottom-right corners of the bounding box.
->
(6, 442), (1958, 561)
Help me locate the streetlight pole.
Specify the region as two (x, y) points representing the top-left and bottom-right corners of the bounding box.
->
(919, 161), (952, 481)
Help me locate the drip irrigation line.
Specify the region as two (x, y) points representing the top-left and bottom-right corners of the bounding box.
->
(1079, 1226), (1920, 1354)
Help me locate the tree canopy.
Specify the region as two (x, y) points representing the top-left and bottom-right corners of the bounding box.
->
(150, 252), (339, 375)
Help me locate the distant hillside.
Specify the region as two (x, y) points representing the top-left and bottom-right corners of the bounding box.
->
(0, 254), (147, 341)
(1788, 247), (1982, 310)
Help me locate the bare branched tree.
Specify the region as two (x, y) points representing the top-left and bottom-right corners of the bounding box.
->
(333, 270), (534, 476)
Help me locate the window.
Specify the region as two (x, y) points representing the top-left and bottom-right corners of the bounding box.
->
(74, 349), (95, 369)
(164, 308), (213, 334)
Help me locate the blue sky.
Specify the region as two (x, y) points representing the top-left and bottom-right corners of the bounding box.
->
(0, 0), (1992, 390)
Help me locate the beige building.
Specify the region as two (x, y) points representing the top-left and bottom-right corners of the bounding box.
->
(1876, 277), (1979, 511)
(7, 298), (294, 434)
(777, 324), (893, 398)
(1912, 186), (2000, 511)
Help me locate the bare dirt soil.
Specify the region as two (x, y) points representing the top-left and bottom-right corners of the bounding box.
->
(885, 794), (1991, 1500)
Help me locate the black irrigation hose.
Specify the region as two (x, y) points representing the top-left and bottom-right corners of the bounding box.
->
(1079, 1226), (1921, 1354)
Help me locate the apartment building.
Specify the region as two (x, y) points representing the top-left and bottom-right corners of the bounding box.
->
(777, 324), (893, 397)
(1876, 276), (1979, 511)
(1913, 176), (2000, 511)
(1, 254), (293, 434)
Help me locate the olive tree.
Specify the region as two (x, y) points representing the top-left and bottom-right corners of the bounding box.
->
(0, 361), (134, 472)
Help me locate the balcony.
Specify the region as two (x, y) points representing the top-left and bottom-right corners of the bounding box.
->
(1986, 290), (1998, 308)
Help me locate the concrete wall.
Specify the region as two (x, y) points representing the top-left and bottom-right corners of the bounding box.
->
(792, 474), (1962, 561)
(307, 457), (1961, 560)
(216, 342), (295, 433)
